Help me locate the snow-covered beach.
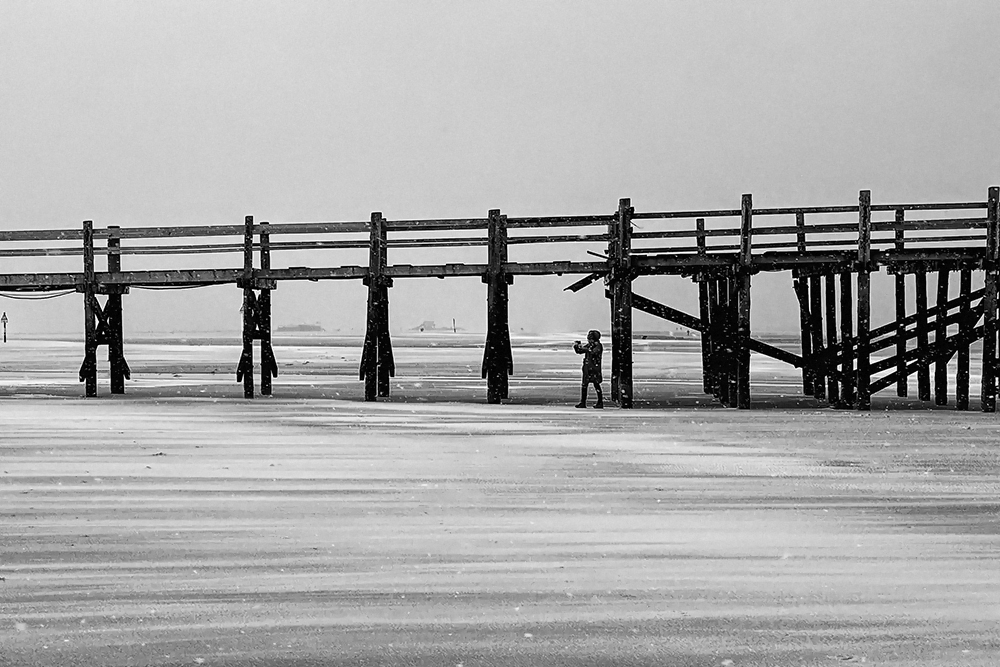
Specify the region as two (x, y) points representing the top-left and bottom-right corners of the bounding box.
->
(2, 335), (998, 665)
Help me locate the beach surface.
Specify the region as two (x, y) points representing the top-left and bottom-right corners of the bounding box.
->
(2, 334), (998, 666)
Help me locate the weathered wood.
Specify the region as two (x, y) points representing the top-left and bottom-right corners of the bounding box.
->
(80, 220), (98, 397)
(824, 273), (839, 404)
(736, 194), (752, 409)
(869, 303), (985, 375)
(894, 209), (907, 397)
(983, 186), (1000, 412)
(809, 274), (825, 400)
(362, 213), (395, 401)
(106, 226), (129, 395)
(856, 190), (872, 410)
(934, 269), (950, 405)
(237, 216), (255, 399)
(482, 210), (513, 404)
(839, 270), (854, 407)
(792, 276), (814, 394)
(696, 219), (713, 394)
(725, 277), (738, 407)
(614, 199), (634, 408)
(259, 222), (278, 396)
(708, 279), (721, 398)
(956, 268), (972, 410)
(915, 270), (930, 401)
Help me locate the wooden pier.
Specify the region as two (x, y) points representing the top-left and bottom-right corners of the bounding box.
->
(1, 187), (998, 410)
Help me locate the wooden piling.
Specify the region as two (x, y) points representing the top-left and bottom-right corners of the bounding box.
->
(238, 215), (255, 399)
(982, 186), (999, 412)
(793, 212), (813, 395)
(736, 194), (752, 409)
(80, 220), (98, 397)
(839, 270), (854, 407)
(258, 221), (278, 396)
(856, 190), (872, 411)
(956, 268), (972, 410)
(482, 209), (513, 404)
(696, 219), (713, 394)
(915, 270), (930, 401)
(106, 226), (129, 395)
(708, 278), (725, 403)
(362, 212), (395, 401)
(934, 269), (950, 405)
(809, 274), (825, 400)
(824, 273), (839, 404)
(725, 276), (738, 407)
(612, 198), (634, 408)
(894, 209), (907, 397)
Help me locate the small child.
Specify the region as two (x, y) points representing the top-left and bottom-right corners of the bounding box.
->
(573, 330), (604, 409)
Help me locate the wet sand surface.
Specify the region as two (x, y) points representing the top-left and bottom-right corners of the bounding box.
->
(2, 336), (999, 666)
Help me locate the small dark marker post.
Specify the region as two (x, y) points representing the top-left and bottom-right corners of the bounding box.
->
(2, 312), (7, 342)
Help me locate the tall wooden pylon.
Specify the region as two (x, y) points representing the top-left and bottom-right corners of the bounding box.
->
(608, 198), (634, 408)
(482, 209), (513, 404)
(106, 226), (130, 394)
(361, 212), (395, 401)
(79, 220), (98, 397)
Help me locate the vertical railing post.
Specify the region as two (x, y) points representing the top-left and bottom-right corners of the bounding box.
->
(482, 209), (512, 404)
(839, 270), (854, 407)
(915, 271), (930, 401)
(695, 218), (714, 394)
(981, 186), (999, 412)
(736, 194), (752, 409)
(956, 268), (972, 410)
(793, 212), (813, 395)
(856, 190), (872, 410)
(237, 215), (255, 399)
(934, 269), (950, 405)
(80, 220), (98, 397)
(106, 226), (129, 394)
(258, 221), (278, 396)
(893, 209), (907, 397)
(362, 212), (395, 401)
(615, 198), (634, 408)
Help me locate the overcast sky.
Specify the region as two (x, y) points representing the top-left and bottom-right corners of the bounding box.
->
(1, 0), (998, 335)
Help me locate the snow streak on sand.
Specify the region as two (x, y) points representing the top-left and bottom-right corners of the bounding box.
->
(1, 337), (999, 666)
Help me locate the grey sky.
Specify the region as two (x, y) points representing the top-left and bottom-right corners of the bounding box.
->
(1, 1), (998, 335)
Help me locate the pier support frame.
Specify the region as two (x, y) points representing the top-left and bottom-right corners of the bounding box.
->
(361, 212), (395, 401)
(608, 198), (634, 408)
(482, 209), (513, 404)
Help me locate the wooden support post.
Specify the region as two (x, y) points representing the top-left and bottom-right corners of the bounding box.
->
(736, 194), (752, 409)
(725, 276), (738, 407)
(915, 270), (930, 401)
(934, 269), (950, 405)
(362, 212), (395, 401)
(793, 212), (814, 395)
(482, 209), (512, 404)
(824, 273), (839, 405)
(839, 270), (855, 407)
(237, 215), (255, 399)
(607, 212), (620, 403)
(956, 268), (972, 410)
(613, 198), (634, 408)
(258, 221), (278, 396)
(982, 186), (999, 412)
(106, 226), (129, 395)
(696, 219), (713, 394)
(709, 278), (726, 403)
(856, 190), (872, 411)
(80, 220), (98, 397)
(809, 274), (826, 400)
(894, 209), (907, 397)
